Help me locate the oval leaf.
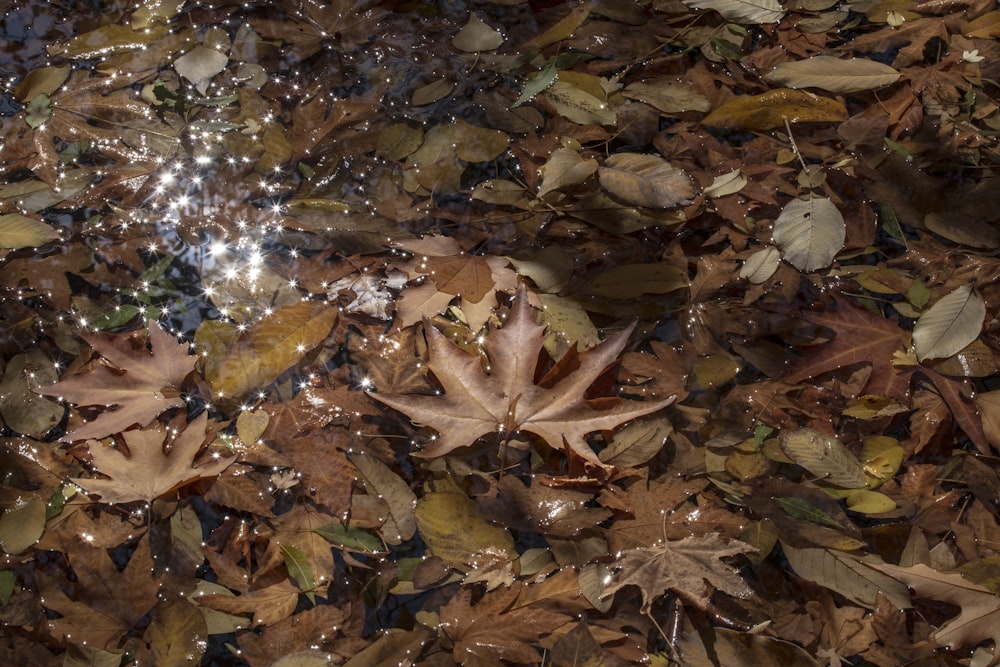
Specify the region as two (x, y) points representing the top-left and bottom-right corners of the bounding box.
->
(684, 0), (784, 23)
(702, 89), (847, 131)
(773, 197), (845, 272)
(912, 284), (986, 362)
(780, 428), (867, 488)
(740, 246), (781, 283)
(770, 56), (901, 93)
(544, 80), (616, 126)
(452, 13), (504, 52)
(598, 153), (696, 208)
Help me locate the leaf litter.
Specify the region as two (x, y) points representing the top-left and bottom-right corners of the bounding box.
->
(0, 0), (999, 665)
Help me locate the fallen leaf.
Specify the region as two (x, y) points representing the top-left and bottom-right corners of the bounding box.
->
(72, 412), (234, 504)
(912, 284), (985, 362)
(770, 56), (901, 92)
(369, 286), (675, 466)
(36, 324), (196, 442)
(702, 89), (847, 131)
(684, 0), (785, 23)
(452, 13), (505, 52)
(598, 153), (696, 208)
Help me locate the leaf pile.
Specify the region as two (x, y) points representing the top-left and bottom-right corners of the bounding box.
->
(1, 0), (1000, 665)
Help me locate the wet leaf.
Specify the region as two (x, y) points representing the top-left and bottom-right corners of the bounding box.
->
(782, 543), (912, 609)
(523, 0), (593, 49)
(740, 246), (781, 283)
(545, 80), (616, 126)
(135, 600), (208, 666)
(72, 412), (234, 504)
(14, 66), (69, 102)
(411, 78), (454, 105)
(196, 579), (300, 627)
(586, 263), (689, 298)
(370, 286), (675, 466)
(0, 349), (64, 437)
(347, 452), (417, 544)
(598, 153), (696, 208)
(702, 89), (847, 131)
(205, 301), (336, 400)
(452, 13), (505, 52)
(174, 44), (229, 96)
(912, 284), (985, 362)
(0, 496), (46, 554)
(23, 95), (51, 130)
(415, 480), (516, 568)
(704, 169), (748, 197)
(537, 147), (598, 198)
(845, 489), (896, 514)
(47, 24), (169, 59)
(772, 196), (845, 272)
(684, 0), (785, 23)
(770, 56), (901, 92)
(621, 79), (711, 113)
(36, 324), (197, 442)
(780, 428), (866, 488)
(515, 60), (558, 107)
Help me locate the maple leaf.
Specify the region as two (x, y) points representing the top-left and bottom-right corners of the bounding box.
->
(602, 533), (756, 613)
(72, 412), (234, 504)
(36, 324), (196, 442)
(868, 562), (1000, 664)
(38, 534), (163, 650)
(369, 286), (675, 467)
(783, 294), (912, 400)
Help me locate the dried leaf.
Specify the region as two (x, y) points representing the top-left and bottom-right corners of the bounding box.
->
(545, 80), (616, 126)
(598, 153), (696, 209)
(782, 543), (911, 609)
(684, 0), (785, 23)
(780, 428), (867, 488)
(0, 213), (59, 249)
(602, 533), (755, 612)
(772, 196), (845, 272)
(196, 579), (300, 627)
(912, 284), (985, 362)
(537, 147), (598, 198)
(0, 496), (46, 555)
(174, 44), (228, 96)
(452, 13), (504, 52)
(72, 412), (234, 504)
(770, 56), (901, 93)
(37, 324), (196, 442)
(369, 286), (675, 466)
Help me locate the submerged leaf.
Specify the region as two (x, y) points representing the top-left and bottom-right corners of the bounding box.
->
(598, 153), (696, 208)
(770, 56), (901, 93)
(684, 0), (785, 23)
(912, 285), (985, 362)
(702, 89), (847, 131)
(452, 13), (504, 52)
(0, 213), (59, 249)
(780, 428), (866, 488)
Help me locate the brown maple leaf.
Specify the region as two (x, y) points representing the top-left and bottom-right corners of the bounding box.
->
(601, 533), (755, 614)
(36, 324), (196, 442)
(72, 412), (234, 504)
(368, 286), (675, 467)
(868, 562), (1000, 665)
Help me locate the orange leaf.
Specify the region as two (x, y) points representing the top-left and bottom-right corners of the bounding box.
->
(702, 89), (847, 131)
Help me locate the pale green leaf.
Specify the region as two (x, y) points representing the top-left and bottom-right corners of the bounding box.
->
(780, 427), (866, 488)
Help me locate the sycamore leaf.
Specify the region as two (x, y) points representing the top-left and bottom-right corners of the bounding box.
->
(912, 284), (985, 362)
(72, 412), (234, 504)
(369, 286), (675, 467)
(602, 533), (756, 613)
(684, 0), (785, 23)
(196, 579), (300, 627)
(702, 89), (847, 131)
(773, 196), (845, 272)
(770, 56), (901, 93)
(36, 324), (196, 442)
(598, 153), (696, 209)
(867, 562), (1000, 656)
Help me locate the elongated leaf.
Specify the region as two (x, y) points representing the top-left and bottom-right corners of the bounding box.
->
(347, 452), (417, 544)
(0, 214), (59, 249)
(913, 285), (985, 362)
(544, 80), (615, 126)
(782, 543), (911, 609)
(770, 56), (900, 93)
(780, 428), (866, 488)
(598, 153), (695, 208)
(621, 79), (711, 113)
(206, 301), (336, 400)
(772, 196), (845, 272)
(702, 89), (847, 131)
(684, 0), (785, 23)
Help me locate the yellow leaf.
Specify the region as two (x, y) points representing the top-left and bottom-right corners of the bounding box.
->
(702, 89), (847, 131)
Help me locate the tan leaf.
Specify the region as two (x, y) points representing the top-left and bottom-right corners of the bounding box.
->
(702, 89), (847, 131)
(36, 324), (196, 442)
(601, 533), (755, 613)
(72, 412), (234, 504)
(598, 153), (696, 209)
(195, 579), (300, 627)
(770, 56), (901, 93)
(369, 286), (675, 467)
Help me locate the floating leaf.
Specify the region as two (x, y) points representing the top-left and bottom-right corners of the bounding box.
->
(912, 284), (986, 362)
(347, 452), (417, 544)
(523, 0), (593, 49)
(620, 79), (711, 113)
(514, 60), (558, 107)
(740, 246), (781, 284)
(702, 89), (847, 131)
(963, 10), (1000, 38)
(544, 80), (616, 126)
(205, 301), (337, 400)
(411, 77), (453, 105)
(598, 153), (696, 208)
(415, 482), (516, 568)
(684, 0), (785, 23)
(452, 13), (504, 52)
(703, 169), (748, 197)
(537, 147), (598, 198)
(14, 66), (69, 102)
(0, 496), (46, 554)
(772, 196), (845, 272)
(845, 489), (896, 514)
(770, 56), (901, 93)
(174, 45), (229, 96)
(585, 263), (689, 298)
(780, 428), (867, 488)
(23, 94), (51, 130)
(0, 349), (64, 438)
(782, 543), (911, 609)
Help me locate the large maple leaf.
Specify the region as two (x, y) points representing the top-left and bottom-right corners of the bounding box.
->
(72, 412), (234, 504)
(783, 294), (912, 400)
(368, 286), (675, 466)
(37, 324), (196, 442)
(601, 533), (756, 613)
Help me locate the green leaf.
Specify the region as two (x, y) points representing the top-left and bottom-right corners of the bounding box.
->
(0, 569), (14, 604)
(0, 496), (46, 554)
(515, 60), (558, 107)
(314, 523), (385, 554)
(281, 543), (316, 603)
(775, 496), (844, 528)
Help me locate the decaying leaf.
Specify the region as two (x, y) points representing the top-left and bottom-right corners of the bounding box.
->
(369, 286), (675, 466)
(684, 0), (785, 23)
(0, 213), (59, 249)
(702, 89), (847, 131)
(602, 533), (755, 613)
(780, 428), (866, 488)
(598, 153), (696, 209)
(772, 196), (845, 271)
(912, 284), (985, 362)
(770, 56), (901, 92)
(72, 412), (234, 504)
(36, 324), (196, 442)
